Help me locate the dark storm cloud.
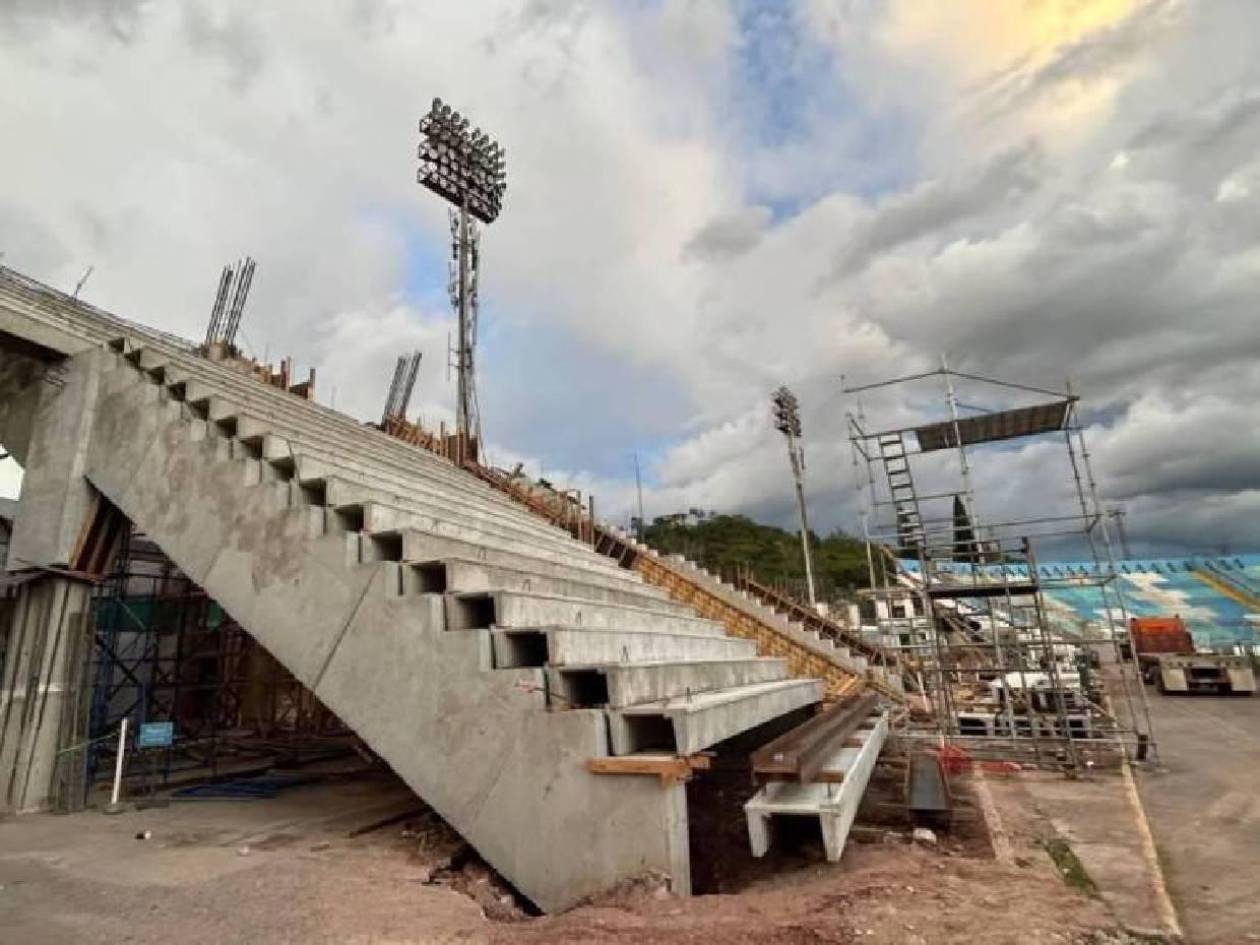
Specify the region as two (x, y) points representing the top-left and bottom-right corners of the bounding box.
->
(825, 142), (1045, 282)
(181, 4), (266, 89)
(0, 0), (149, 43)
(683, 206), (773, 263)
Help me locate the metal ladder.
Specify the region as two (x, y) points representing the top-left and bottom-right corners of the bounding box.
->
(877, 432), (923, 553)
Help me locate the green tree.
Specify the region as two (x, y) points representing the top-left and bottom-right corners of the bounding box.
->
(642, 514), (869, 601)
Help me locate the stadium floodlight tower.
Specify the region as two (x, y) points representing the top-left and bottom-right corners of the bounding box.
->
(416, 97), (507, 455)
(772, 385), (818, 609)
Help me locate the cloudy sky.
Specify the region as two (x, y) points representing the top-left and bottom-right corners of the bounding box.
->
(2, 0), (1258, 558)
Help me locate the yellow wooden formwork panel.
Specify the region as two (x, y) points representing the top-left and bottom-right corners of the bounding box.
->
(634, 556), (860, 701)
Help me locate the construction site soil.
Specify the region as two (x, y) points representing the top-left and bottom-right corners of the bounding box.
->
(685, 748), (993, 896)
(501, 846), (1151, 945)
(0, 763), (1170, 945)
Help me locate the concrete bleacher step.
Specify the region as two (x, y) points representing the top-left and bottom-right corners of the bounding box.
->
(292, 455), (593, 560)
(609, 678), (824, 755)
(393, 529), (655, 590)
(333, 494), (590, 565)
(491, 627), (758, 667)
(550, 657), (792, 709)
(348, 503), (633, 580)
(144, 350), (556, 517)
(84, 386), (625, 614)
(340, 490), (627, 578)
(137, 352), (571, 537)
(448, 589), (728, 637)
(122, 350), (662, 601)
(406, 556), (679, 612)
(95, 340), (444, 500)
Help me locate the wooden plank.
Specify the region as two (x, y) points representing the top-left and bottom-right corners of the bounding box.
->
(751, 692), (879, 782)
(585, 754), (711, 784)
(798, 693), (879, 782)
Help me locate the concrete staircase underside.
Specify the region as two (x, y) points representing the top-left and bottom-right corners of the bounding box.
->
(0, 269), (826, 911)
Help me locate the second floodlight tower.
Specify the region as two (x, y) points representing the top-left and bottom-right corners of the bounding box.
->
(416, 98), (507, 456)
(772, 385), (818, 609)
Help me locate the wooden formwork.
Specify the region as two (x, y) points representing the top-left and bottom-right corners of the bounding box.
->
(376, 416), (874, 702)
(633, 555), (865, 702)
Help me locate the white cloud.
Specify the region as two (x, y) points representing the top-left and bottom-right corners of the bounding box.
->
(2, 0), (1258, 556)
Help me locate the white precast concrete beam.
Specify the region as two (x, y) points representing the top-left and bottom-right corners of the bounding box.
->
(745, 711), (889, 862)
(610, 678), (824, 755)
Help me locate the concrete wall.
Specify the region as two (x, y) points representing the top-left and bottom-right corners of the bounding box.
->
(0, 575), (93, 813)
(0, 344), (47, 468)
(0, 516), (13, 570)
(3, 348), (105, 569)
(0, 305), (102, 360)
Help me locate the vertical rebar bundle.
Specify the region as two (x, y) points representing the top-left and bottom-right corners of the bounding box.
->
(381, 350), (422, 425)
(203, 257), (256, 350)
(448, 209), (480, 442)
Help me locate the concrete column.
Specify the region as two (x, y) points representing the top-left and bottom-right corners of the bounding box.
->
(747, 809), (772, 858)
(0, 575), (94, 813)
(665, 780), (692, 895)
(6, 348), (105, 569)
(0, 346), (47, 468)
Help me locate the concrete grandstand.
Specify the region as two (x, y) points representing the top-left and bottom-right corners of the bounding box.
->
(898, 555), (1260, 650)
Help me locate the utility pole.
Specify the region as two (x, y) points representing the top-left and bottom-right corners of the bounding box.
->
(772, 386), (817, 609)
(1107, 506), (1133, 560)
(444, 202), (479, 443)
(633, 452), (645, 541)
(380, 350), (422, 426)
(416, 98), (507, 458)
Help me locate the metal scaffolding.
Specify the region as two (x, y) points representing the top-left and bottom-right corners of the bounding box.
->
(74, 523), (346, 806)
(844, 362), (1155, 770)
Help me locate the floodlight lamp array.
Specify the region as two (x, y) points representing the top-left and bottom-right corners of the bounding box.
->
(772, 386), (802, 438)
(417, 97), (507, 224)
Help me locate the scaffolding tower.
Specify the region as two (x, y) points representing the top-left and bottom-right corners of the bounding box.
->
(70, 522), (347, 808)
(844, 361), (1155, 770)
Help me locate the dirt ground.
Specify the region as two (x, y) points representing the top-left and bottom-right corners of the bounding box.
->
(0, 759), (1164, 945)
(1134, 688), (1260, 945)
(498, 843), (1139, 945)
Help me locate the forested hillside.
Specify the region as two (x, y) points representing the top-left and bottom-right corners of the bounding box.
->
(642, 514), (869, 599)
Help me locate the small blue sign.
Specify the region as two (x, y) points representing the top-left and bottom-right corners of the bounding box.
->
(137, 721), (174, 749)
